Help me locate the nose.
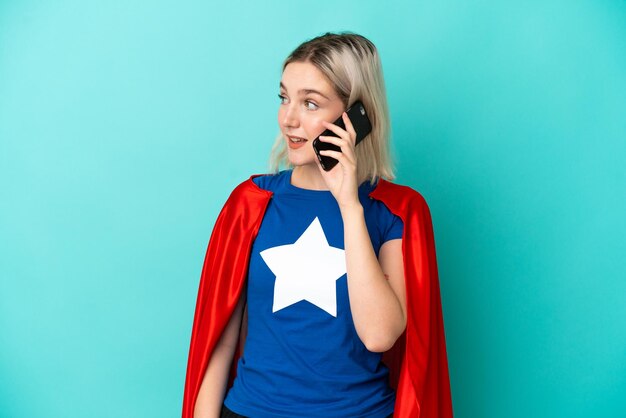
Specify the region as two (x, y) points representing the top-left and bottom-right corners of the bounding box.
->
(280, 103), (299, 129)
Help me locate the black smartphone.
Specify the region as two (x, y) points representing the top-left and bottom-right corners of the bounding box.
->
(312, 100), (372, 171)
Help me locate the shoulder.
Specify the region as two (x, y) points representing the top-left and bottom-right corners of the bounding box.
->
(224, 170), (290, 206)
(251, 170), (290, 192)
(224, 174), (274, 206)
(212, 175), (273, 227)
(370, 179), (430, 214)
(371, 180), (437, 244)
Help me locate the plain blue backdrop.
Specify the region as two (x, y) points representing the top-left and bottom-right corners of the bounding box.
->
(1, 1), (625, 417)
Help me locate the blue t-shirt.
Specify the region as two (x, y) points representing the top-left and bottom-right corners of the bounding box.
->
(224, 170), (404, 418)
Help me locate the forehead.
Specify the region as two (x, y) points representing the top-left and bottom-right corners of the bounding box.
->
(280, 61), (335, 95)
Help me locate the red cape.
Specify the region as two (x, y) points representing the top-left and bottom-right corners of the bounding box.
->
(182, 176), (453, 418)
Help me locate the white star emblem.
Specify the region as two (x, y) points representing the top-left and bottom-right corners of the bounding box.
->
(260, 217), (346, 317)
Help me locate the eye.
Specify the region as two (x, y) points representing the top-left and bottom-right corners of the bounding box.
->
(304, 100), (319, 111)
(278, 94), (288, 104)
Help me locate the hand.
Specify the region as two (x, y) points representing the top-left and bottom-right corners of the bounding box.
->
(316, 112), (361, 211)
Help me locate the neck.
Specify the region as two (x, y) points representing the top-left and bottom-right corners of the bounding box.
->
(291, 165), (328, 190)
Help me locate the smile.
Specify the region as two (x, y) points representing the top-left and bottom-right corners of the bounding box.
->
(287, 135), (308, 149)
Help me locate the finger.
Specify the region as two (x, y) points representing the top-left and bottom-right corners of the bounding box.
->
(321, 119), (350, 140)
(342, 112), (357, 144)
(314, 150), (335, 174)
(319, 135), (356, 158)
(319, 149), (356, 168)
(318, 135), (347, 148)
(319, 149), (343, 161)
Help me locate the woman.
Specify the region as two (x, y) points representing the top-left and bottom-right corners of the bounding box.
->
(183, 32), (452, 418)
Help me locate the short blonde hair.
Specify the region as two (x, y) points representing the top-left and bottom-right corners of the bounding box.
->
(270, 32), (395, 184)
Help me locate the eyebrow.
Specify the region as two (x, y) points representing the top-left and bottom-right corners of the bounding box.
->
(279, 82), (331, 101)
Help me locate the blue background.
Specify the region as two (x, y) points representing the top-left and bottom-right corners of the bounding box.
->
(1, 1), (625, 417)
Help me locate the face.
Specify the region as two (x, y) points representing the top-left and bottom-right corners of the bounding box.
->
(278, 61), (345, 167)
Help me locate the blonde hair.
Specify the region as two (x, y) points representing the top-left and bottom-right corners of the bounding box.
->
(269, 32), (395, 183)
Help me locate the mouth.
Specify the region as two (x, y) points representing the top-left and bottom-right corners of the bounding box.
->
(287, 135), (308, 149)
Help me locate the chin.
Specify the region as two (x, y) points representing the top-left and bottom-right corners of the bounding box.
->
(287, 154), (314, 168)
(286, 147), (316, 167)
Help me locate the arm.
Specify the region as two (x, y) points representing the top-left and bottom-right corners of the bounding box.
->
(317, 113), (406, 352)
(341, 205), (406, 352)
(193, 292), (246, 418)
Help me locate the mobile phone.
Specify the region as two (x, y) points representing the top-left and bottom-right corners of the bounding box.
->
(312, 100), (372, 171)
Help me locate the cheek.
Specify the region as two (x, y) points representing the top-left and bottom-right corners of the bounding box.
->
(277, 107), (285, 126)
(306, 117), (326, 137)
